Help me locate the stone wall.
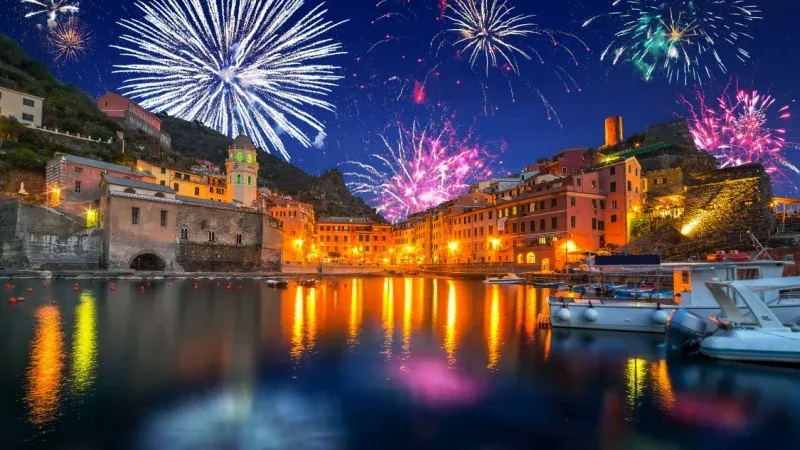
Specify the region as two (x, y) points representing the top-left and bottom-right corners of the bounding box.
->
(177, 242), (262, 272)
(0, 198), (102, 269)
(644, 167), (684, 200)
(1, 169), (46, 195)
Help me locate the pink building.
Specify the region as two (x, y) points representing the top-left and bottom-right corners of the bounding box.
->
(97, 92), (169, 147)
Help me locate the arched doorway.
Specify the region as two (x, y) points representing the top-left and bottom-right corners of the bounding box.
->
(541, 258), (550, 272)
(526, 252), (535, 264)
(517, 254), (523, 264)
(130, 253), (166, 271)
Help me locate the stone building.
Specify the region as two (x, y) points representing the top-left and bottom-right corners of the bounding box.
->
(99, 176), (282, 271)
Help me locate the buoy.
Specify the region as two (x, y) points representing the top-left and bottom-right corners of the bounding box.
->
(110, 284), (115, 291)
(652, 304), (669, 325)
(73, 286), (79, 292)
(584, 302), (598, 322)
(27, 287), (33, 293)
(4, 284), (10, 290)
(9, 297), (16, 304)
(557, 306), (571, 322)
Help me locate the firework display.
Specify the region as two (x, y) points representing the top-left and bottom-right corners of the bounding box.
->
(346, 117), (498, 223)
(681, 81), (797, 187)
(585, 0), (762, 84)
(47, 17), (92, 62)
(113, 0), (346, 160)
(22, 0), (79, 28)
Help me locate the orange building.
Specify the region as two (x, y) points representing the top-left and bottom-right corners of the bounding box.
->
(262, 194), (315, 263)
(316, 217), (392, 263)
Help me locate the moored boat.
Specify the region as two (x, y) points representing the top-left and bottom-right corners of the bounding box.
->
(483, 273), (526, 285)
(265, 278), (289, 288)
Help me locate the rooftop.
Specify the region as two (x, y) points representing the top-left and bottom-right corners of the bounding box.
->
(104, 175), (174, 193)
(65, 154), (137, 175)
(0, 86), (44, 100)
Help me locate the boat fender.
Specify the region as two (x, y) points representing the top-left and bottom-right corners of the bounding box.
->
(652, 303), (669, 325)
(584, 302), (598, 322)
(557, 304), (571, 322)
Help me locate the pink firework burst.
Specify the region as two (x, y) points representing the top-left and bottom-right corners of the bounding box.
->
(681, 81), (798, 190)
(346, 117), (500, 223)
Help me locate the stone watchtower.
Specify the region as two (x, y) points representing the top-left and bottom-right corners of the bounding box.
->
(225, 135), (259, 208)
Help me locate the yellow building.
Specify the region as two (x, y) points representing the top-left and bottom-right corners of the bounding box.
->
(135, 160), (228, 202)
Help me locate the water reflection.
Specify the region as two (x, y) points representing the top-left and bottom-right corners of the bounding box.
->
(71, 291), (97, 394)
(290, 286), (305, 361)
(382, 278), (394, 359)
(402, 278), (413, 358)
(26, 305), (65, 426)
(444, 280), (457, 365)
(625, 358), (647, 415)
(486, 286), (501, 371)
(348, 279), (362, 348)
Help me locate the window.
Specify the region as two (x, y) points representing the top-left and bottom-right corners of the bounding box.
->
(592, 199), (598, 209)
(592, 218), (597, 230)
(236, 152), (243, 162)
(627, 180), (632, 192)
(598, 220), (605, 231)
(246, 154), (252, 163)
(22, 98), (35, 107)
(540, 219), (546, 230)
(488, 211), (493, 219)
(247, 176), (252, 185)
(74, 180), (81, 193)
(173, 183), (179, 192)
(539, 201), (545, 210)
(611, 215), (618, 223)
(236, 233), (243, 244)
(159, 210), (168, 227)
(628, 165), (631, 174)
(562, 167), (567, 175)
(181, 228), (189, 239)
(610, 181), (617, 192)
(551, 217), (557, 229)
(551, 198), (557, 207)
(611, 200), (618, 209)
(208, 231), (216, 242)
(184, 174), (190, 181)
(530, 220), (535, 232)
(488, 225), (493, 235)
(600, 200), (606, 209)
(576, 178), (582, 187)
(161, 167), (167, 174)
(22, 113), (34, 122)
(591, 180), (597, 188)
(520, 222), (525, 233)
(236, 174), (241, 184)
(610, 167), (616, 176)
(571, 216), (576, 228)
(512, 223), (517, 233)
(75, 167), (83, 173)
(194, 187), (200, 196)
(160, 180), (166, 186)
(132, 207), (140, 225)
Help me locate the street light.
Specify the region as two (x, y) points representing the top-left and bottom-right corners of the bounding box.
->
(448, 241), (458, 251)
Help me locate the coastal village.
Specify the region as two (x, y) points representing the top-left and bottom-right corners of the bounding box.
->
(1, 86), (791, 273)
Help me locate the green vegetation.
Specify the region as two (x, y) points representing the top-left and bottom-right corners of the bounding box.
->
(0, 35), (384, 222)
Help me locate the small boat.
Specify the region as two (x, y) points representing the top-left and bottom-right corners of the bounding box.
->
(265, 278), (289, 288)
(669, 277), (800, 364)
(483, 273), (526, 285)
(533, 280), (562, 288)
(297, 279), (317, 287)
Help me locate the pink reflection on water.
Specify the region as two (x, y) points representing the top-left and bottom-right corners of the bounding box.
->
(396, 359), (483, 407)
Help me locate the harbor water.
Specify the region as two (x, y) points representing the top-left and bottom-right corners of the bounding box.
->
(2, 277), (800, 449)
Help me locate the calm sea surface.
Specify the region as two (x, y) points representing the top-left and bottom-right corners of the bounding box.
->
(2, 277), (800, 449)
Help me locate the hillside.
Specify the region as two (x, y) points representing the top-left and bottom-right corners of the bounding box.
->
(0, 35), (384, 222)
(158, 115), (383, 221)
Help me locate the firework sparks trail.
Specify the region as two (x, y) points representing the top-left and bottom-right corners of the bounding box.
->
(364, 0), (588, 121)
(22, 0), (79, 28)
(345, 117), (499, 223)
(48, 17), (92, 62)
(585, 0), (762, 84)
(113, 0), (347, 160)
(681, 81), (797, 189)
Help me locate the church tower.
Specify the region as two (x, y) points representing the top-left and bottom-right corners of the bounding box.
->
(225, 135), (259, 208)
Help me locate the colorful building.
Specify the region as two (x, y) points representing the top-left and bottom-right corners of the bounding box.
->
(0, 86), (43, 127)
(97, 91), (170, 147)
(225, 135), (260, 208)
(316, 217), (392, 263)
(135, 159), (228, 203)
(262, 194), (315, 263)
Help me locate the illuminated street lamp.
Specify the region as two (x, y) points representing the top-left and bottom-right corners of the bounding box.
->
(448, 241), (458, 252)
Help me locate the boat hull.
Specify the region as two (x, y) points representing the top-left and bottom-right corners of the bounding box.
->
(700, 330), (800, 364)
(548, 300), (800, 334)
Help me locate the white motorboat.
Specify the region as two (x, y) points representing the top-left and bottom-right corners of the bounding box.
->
(549, 258), (800, 333)
(265, 278), (289, 288)
(670, 277), (800, 364)
(483, 273), (526, 285)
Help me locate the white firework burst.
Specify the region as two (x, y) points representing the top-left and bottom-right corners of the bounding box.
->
(22, 0), (79, 28)
(113, 0), (347, 160)
(445, 0), (537, 75)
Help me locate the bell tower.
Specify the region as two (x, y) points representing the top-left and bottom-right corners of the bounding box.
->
(225, 135), (259, 208)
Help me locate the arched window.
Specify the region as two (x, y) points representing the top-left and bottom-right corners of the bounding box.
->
(124, 188), (136, 194)
(155, 192), (165, 198)
(236, 174), (242, 184)
(246, 153), (252, 163)
(180, 228), (189, 240)
(208, 230), (216, 242)
(228, 151), (233, 159)
(236, 152), (243, 162)
(247, 176), (252, 185)
(236, 233), (243, 244)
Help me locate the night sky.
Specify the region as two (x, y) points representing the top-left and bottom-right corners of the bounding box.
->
(2, 0), (798, 183)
